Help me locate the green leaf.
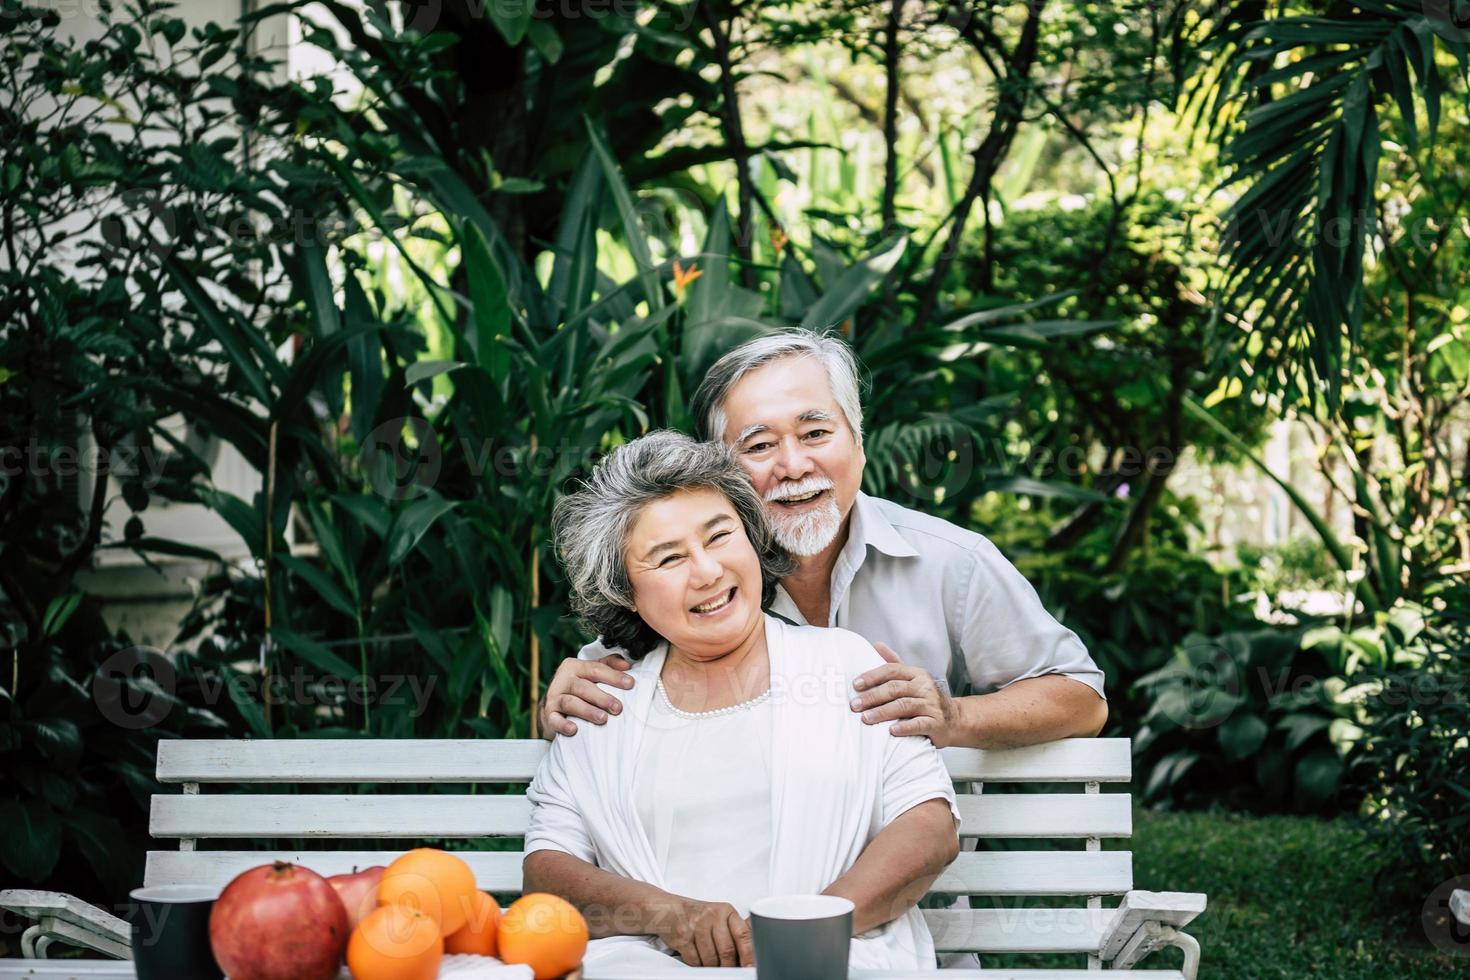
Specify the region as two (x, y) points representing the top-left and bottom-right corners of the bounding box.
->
(41, 592), (85, 637)
(270, 627), (359, 679)
(273, 323), (385, 426)
(0, 799), (62, 881)
(332, 493), (392, 539)
(100, 538), (225, 563)
(548, 152), (602, 337)
(197, 489), (264, 556)
(16, 718), (82, 768)
(224, 668), (271, 737)
(61, 810), (138, 895)
(387, 493), (459, 565)
(463, 222), (515, 386)
(1277, 712), (1334, 752)
(162, 255), (276, 405)
(527, 19), (562, 62)
(305, 499), (358, 602)
(1294, 748), (1344, 808)
(779, 251), (819, 320)
(1144, 749), (1201, 801)
(277, 555), (357, 618)
(343, 275), (385, 446)
(405, 360), (467, 387)
(1218, 714), (1269, 761)
(496, 177), (545, 194)
(799, 235), (907, 332)
(585, 117), (664, 314)
(488, 0), (532, 44)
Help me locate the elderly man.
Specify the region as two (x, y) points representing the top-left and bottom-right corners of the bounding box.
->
(541, 329), (1106, 747)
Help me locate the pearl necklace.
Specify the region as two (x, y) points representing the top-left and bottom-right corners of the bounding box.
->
(656, 678), (771, 719)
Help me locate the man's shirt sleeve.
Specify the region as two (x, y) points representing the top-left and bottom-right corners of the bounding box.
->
(958, 537), (1106, 699)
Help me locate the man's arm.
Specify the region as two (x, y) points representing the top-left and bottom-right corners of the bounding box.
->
(522, 851), (754, 967)
(951, 673), (1107, 749)
(821, 798), (959, 935)
(851, 646), (1107, 749)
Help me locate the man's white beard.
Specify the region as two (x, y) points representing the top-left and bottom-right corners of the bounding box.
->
(765, 478), (842, 557)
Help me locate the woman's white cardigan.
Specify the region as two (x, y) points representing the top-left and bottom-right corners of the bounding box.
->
(525, 615), (961, 970)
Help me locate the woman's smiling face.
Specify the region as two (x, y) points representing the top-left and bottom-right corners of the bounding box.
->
(624, 487), (765, 660)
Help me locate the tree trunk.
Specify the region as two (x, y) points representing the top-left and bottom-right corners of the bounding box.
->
(703, 3), (757, 287)
(880, 0), (904, 234)
(913, 2), (1043, 330)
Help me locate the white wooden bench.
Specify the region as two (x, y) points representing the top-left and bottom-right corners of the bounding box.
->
(0, 737), (1204, 977)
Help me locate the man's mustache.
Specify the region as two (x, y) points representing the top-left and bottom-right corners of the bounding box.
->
(764, 477), (835, 502)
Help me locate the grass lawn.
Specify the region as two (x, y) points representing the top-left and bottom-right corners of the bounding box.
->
(985, 807), (1465, 977)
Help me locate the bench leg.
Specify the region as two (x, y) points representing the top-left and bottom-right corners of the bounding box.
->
(1111, 921), (1200, 980)
(18, 916), (132, 960)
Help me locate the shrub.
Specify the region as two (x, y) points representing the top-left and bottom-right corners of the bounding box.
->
(1131, 625), (1358, 813)
(1343, 590), (1470, 893)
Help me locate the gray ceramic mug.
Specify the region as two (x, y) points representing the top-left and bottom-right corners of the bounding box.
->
(749, 895), (854, 980)
(129, 885), (223, 980)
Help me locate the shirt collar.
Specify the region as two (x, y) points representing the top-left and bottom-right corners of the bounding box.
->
(844, 492), (920, 561)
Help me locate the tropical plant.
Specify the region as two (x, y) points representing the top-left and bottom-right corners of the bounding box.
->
(1132, 624), (1358, 812)
(1320, 587), (1470, 894)
(1185, 0), (1470, 407)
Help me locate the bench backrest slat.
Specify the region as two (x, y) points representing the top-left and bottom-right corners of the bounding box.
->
(150, 791), (1131, 840)
(144, 849), (1132, 898)
(156, 738), (1132, 784)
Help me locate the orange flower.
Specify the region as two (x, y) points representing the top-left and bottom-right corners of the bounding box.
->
(671, 260), (703, 301)
(769, 224), (788, 255)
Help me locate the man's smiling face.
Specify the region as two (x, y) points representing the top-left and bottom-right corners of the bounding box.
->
(717, 355), (865, 557)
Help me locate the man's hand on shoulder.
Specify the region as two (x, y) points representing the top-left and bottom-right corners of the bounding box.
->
(540, 654), (635, 739)
(850, 642), (962, 748)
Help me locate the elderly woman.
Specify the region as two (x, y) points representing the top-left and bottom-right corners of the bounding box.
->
(523, 431), (961, 972)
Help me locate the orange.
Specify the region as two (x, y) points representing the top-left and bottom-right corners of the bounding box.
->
(443, 890), (501, 956)
(378, 848), (479, 935)
(497, 893), (588, 979)
(347, 904), (443, 980)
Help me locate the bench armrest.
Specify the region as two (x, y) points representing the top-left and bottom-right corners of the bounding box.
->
(1100, 890), (1206, 979)
(0, 889), (132, 959)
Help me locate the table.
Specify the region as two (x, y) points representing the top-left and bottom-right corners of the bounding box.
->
(0, 966), (1124, 980)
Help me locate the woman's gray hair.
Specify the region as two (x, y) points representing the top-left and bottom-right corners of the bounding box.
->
(552, 430), (796, 658)
(691, 329), (866, 446)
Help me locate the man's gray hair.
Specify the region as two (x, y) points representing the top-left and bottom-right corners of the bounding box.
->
(552, 430), (796, 658)
(691, 329), (866, 446)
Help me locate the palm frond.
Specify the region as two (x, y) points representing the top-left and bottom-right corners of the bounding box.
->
(1195, 1), (1466, 408)
(861, 413), (984, 502)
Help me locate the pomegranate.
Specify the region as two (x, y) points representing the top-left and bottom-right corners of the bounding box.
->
(208, 861), (349, 980)
(327, 864), (386, 932)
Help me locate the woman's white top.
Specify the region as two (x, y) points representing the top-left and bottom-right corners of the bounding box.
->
(526, 614), (961, 971)
(632, 680), (775, 917)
